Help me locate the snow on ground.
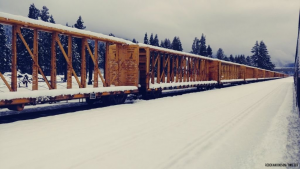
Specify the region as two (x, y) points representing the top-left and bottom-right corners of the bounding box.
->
(0, 77), (299, 169)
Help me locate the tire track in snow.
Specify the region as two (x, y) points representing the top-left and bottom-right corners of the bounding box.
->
(69, 82), (285, 169)
(156, 83), (286, 169)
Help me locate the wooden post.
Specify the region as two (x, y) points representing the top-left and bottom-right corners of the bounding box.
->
(51, 32), (57, 89)
(183, 57), (186, 82)
(11, 25), (17, 91)
(176, 56), (179, 82)
(167, 55), (170, 83)
(67, 35), (72, 89)
(187, 57), (190, 82)
(32, 29), (38, 90)
(146, 47), (150, 89)
(94, 40), (98, 87)
(81, 38), (87, 88)
(157, 53), (161, 84)
(199, 60), (202, 81)
(179, 57), (182, 82)
(151, 52), (155, 84)
(162, 54), (165, 83)
(171, 56), (175, 82)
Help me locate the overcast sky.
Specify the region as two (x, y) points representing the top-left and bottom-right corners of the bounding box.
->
(0, 0), (299, 65)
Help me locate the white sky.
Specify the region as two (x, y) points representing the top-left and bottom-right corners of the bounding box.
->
(0, 0), (299, 65)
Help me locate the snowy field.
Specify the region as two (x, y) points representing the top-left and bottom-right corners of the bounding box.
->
(0, 77), (299, 169)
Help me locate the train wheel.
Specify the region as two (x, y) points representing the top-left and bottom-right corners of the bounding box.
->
(86, 98), (95, 105)
(113, 94), (127, 104)
(8, 104), (25, 111)
(102, 94), (127, 106)
(152, 91), (161, 99)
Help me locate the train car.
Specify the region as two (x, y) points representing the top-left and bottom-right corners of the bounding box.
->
(0, 12), (140, 111)
(137, 45), (219, 98)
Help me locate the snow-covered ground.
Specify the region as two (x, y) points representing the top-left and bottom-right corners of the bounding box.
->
(0, 77), (299, 169)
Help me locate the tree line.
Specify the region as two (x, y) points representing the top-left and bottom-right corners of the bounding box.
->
(214, 40), (275, 70)
(0, 3), (276, 77)
(143, 32), (275, 70)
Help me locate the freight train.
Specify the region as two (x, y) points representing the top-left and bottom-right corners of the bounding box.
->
(0, 12), (288, 111)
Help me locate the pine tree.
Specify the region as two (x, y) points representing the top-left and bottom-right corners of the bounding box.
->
(28, 3), (40, 20)
(40, 6), (50, 22)
(109, 33), (115, 37)
(216, 48), (225, 60)
(199, 34), (207, 56)
(0, 24), (11, 73)
(144, 33), (149, 44)
(160, 40), (165, 48)
(207, 45), (212, 58)
(49, 15), (55, 23)
(229, 54), (235, 62)
(234, 56), (239, 63)
(224, 56), (229, 61)
(246, 56), (252, 66)
(171, 37), (183, 51)
(149, 33), (154, 45)
(240, 55), (247, 65)
(191, 37), (199, 54)
(153, 34), (159, 46)
(74, 16), (86, 29)
(258, 41), (275, 70)
(251, 41), (259, 67)
(132, 38), (137, 43)
(164, 39), (171, 49)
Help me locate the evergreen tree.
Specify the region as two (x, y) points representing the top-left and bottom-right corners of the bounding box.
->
(49, 15), (55, 23)
(28, 3), (40, 20)
(258, 41), (275, 70)
(132, 38), (137, 43)
(251, 41), (259, 67)
(199, 34), (207, 56)
(149, 33), (154, 45)
(40, 6), (50, 22)
(164, 39), (172, 49)
(171, 37), (183, 51)
(191, 37), (199, 54)
(224, 56), (229, 61)
(207, 45), (212, 58)
(0, 24), (11, 73)
(246, 56), (252, 66)
(229, 54), (235, 62)
(216, 48), (225, 60)
(144, 33), (149, 44)
(74, 16), (86, 29)
(153, 34), (159, 46)
(160, 40), (165, 48)
(109, 33), (115, 37)
(240, 55), (247, 65)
